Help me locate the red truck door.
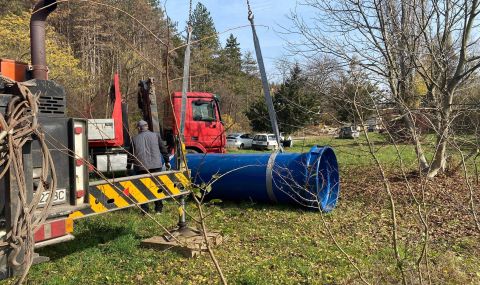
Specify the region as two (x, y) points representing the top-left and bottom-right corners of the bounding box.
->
(188, 95), (225, 152)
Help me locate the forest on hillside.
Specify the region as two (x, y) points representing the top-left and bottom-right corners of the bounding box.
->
(0, 0), (378, 136)
(0, 0), (267, 132)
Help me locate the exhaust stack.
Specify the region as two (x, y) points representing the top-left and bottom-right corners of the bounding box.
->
(30, 0), (57, 80)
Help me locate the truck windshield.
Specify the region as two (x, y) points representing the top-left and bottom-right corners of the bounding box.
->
(192, 100), (216, 122)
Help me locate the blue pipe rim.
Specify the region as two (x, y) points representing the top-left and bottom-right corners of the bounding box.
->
(306, 146), (340, 212)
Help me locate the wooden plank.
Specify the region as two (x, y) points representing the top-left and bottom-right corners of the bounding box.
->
(141, 231), (223, 258)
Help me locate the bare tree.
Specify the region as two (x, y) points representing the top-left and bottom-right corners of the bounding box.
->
(414, 0), (480, 176)
(285, 0), (480, 177)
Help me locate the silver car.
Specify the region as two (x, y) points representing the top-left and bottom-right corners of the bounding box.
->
(226, 133), (253, 149)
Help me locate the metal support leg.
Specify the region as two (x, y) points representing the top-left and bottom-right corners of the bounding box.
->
(140, 137), (223, 257)
(163, 196), (199, 241)
(177, 197), (187, 229)
(141, 194), (222, 258)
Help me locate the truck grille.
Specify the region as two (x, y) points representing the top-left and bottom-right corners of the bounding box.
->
(38, 95), (66, 115)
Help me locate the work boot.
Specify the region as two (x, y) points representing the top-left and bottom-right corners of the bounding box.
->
(141, 203), (150, 215)
(154, 201), (163, 213)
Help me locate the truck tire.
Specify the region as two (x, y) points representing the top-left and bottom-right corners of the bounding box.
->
(187, 148), (200, 154)
(239, 143), (244, 149)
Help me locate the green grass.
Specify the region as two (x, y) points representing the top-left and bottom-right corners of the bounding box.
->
(2, 134), (480, 284)
(13, 200), (479, 284)
(231, 132), (478, 173)
(229, 133), (420, 171)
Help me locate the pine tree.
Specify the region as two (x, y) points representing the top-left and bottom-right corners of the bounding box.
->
(246, 63), (319, 134)
(221, 34), (242, 75)
(242, 51), (258, 77)
(189, 2), (220, 91)
(275, 64), (312, 134)
(190, 2), (219, 51)
(245, 96), (271, 132)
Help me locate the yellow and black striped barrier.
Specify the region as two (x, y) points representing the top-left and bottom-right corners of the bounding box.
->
(69, 171), (190, 219)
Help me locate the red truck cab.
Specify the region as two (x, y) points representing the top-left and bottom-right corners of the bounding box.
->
(163, 92), (226, 153)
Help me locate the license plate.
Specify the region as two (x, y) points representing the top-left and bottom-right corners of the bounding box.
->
(39, 189), (67, 205)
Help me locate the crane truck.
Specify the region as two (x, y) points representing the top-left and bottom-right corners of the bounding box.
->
(88, 75), (226, 173)
(0, 0), (222, 279)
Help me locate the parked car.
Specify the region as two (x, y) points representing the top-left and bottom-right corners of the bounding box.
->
(282, 135), (293, 147)
(226, 133), (253, 149)
(252, 133), (279, 150)
(338, 126), (360, 139)
(226, 133), (241, 148)
(367, 125), (376, 132)
(366, 117), (380, 132)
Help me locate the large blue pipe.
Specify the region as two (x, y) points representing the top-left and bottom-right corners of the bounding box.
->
(184, 146), (340, 212)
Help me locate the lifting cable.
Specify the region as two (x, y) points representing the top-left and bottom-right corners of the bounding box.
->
(179, 0), (194, 141)
(246, 0), (283, 152)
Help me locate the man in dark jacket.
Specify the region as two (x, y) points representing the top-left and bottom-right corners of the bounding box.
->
(128, 120), (171, 213)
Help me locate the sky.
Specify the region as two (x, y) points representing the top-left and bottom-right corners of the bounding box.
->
(164, 0), (311, 81)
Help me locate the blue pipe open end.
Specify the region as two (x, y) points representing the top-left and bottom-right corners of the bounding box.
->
(270, 146), (340, 211)
(183, 146), (340, 212)
(311, 146), (340, 212)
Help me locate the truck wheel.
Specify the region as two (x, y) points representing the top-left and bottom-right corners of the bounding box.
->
(187, 148), (199, 154)
(239, 144), (244, 149)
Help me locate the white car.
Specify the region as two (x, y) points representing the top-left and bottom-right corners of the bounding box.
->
(338, 126), (360, 139)
(252, 133), (279, 150)
(226, 133), (253, 149)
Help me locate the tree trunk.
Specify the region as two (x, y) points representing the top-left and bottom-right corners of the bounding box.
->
(428, 96), (453, 177)
(414, 135), (430, 170)
(399, 105), (430, 170)
(428, 114), (450, 177)
(428, 137), (447, 177)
